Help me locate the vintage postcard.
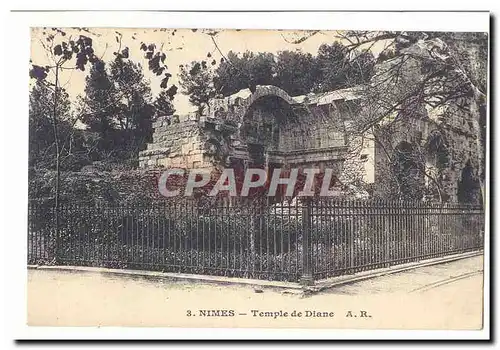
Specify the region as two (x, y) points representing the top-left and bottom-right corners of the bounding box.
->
(18, 11), (490, 339)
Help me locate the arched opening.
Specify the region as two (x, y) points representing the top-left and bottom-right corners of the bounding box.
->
(424, 130), (450, 201)
(457, 160), (481, 204)
(392, 141), (424, 200)
(240, 95), (298, 166)
(426, 130), (450, 169)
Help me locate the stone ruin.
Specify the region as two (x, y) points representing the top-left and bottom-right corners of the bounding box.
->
(139, 84), (482, 202)
(139, 85), (355, 175)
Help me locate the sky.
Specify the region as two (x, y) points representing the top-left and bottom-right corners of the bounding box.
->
(30, 28), (386, 115)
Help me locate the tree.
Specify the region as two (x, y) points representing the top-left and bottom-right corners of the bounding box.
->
(29, 29), (103, 262)
(109, 57), (152, 127)
(79, 56), (166, 163)
(78, 59), (118, 159)
(314, 42), (375, 92)
(29, 28), (181, 261)
(180, 42), (375, 111)
(140, 40), (179, 122)
(213, 51), (275, 96)
(77, 38), (179, 163)
(338, 31), (487, 204)
(29, 80), (71, 168)
(273, 50), (319, 96)
(108, 56), (155, 160)
(179, 61), (217, 115)
(29, 78), (91, 174)
(154, 89), (176, 118)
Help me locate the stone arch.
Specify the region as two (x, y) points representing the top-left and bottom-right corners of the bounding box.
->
(457, 160), (481, 204)
(237, 86), (300, 161)
(425, 128), (450, 169)
(210, 85), (297, 125)
(242, 85), (296, 112)
(226, 85), (297, 123)
(392, 141), (425, 200)
(240, 100), (293, 164)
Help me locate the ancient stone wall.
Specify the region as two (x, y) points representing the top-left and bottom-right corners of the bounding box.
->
(370, 101), (481, 202)
(208, 85), (296, 124)
(278, 105), (345, 151)
(138, 116), (212, 169)
(140, 86), (357, 178)
(139, 84), (481, 202)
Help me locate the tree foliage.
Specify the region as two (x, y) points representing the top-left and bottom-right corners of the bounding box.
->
(29, 80), (88, 170)
(339, 31), (487, 203)
(179, 60), (217, 115)
(154, 89), (176, 118)
(30, 29), (180, 172)
(274, 50), (319, 96)
(313, 42), (375, 92)
(79, 59), (117, 141)
(78, 57), (156, 163)
(179, 42), (376, 108)
(214, 51), (276, 95)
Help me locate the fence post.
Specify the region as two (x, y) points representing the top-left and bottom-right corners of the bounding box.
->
(384, 200), (390, 268)
(300, 197), (314, 286)
(249, 201), (258, 274)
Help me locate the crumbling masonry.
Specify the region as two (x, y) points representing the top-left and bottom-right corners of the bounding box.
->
(139, 84), (482, 202)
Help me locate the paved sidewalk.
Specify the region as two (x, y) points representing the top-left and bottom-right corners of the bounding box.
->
(27, 255), (484, 329)
(322, 255), (484, 295)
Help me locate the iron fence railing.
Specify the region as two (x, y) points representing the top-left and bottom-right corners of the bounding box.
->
(308, 199), (484, 281)
(27, 199), (484, 283)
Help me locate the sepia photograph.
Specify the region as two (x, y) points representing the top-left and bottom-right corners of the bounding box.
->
(17, 10), (490, 337)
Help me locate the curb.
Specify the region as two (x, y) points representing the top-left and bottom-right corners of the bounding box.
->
(306, 250), (483, 294)
(27, 264), (302, 291)
(28, 250), (483, 294)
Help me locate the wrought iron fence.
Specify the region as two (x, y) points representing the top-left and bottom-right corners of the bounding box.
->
(27, 199), (484, 283)
(308, 199), (484, 281)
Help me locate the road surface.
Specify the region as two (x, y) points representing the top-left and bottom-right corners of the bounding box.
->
(27, 255), (484, 329)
